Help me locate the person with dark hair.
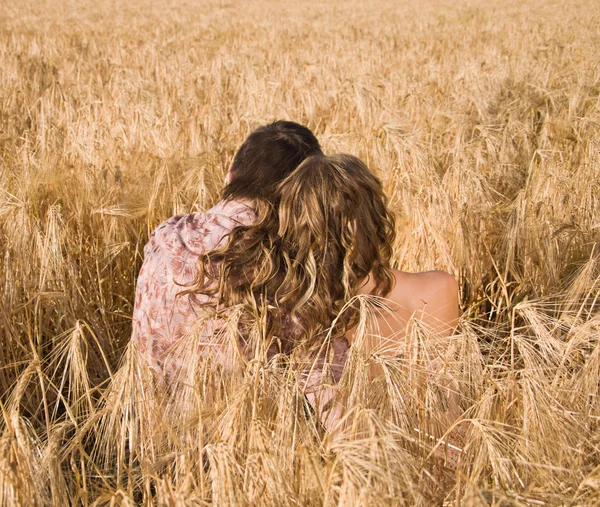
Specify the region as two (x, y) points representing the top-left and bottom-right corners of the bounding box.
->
(131, 121), (322, 380)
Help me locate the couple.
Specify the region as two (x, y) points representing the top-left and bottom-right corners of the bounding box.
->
(131, 120), (459, 432)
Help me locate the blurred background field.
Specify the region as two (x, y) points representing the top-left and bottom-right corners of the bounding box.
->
(1, 0), (600, 504)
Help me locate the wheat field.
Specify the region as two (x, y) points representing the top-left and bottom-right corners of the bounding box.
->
(1, 0), (600, 504)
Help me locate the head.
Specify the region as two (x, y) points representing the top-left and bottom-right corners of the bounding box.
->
(275, 154), (396, 338)
(223, 121), (322, 203)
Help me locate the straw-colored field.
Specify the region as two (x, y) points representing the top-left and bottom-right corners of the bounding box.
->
(1, 0), (600, 504)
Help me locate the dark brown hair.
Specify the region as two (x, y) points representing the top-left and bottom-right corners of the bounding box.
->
(222, 120), (322, 203)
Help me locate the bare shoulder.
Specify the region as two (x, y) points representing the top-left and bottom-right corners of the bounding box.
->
(357, 269), (458, 305)
(392, 269), (457, 299)
(389, 270), (459, 329)
(351, 269), (459, 343)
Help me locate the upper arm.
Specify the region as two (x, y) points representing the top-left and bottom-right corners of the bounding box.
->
(417, 271), (460, 336)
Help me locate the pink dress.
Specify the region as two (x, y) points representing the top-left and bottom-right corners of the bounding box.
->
(132, 199), (349, 399)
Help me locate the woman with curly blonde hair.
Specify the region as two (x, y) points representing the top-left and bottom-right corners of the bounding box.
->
(190, 154), (460, 432)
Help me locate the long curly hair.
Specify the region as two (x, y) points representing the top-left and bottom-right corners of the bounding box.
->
(190, 154), (396, 354)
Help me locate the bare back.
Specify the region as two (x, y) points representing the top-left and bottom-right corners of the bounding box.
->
(347, 269), (460, 357)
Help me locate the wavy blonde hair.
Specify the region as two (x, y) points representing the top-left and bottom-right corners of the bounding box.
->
(190, 154), (396, 353)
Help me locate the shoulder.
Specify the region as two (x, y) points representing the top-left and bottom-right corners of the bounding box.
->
(350, 269), (459, 342)
(143, 215), (185, 253)
(394, 270), (457, 296)
(385, 269), (459, 335)
(142, 201), (256, 258)
(179, 200), (255, 254)
(206, 199), (256, 226)
(389, 269), (459, 315)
